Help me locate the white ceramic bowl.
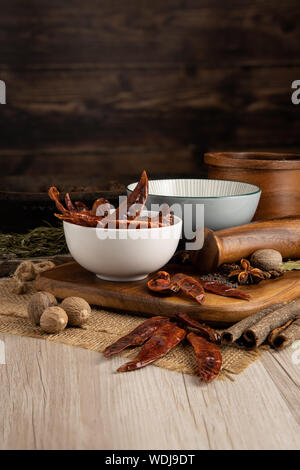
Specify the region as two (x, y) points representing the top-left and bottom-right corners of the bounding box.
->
(127, 179), (261, 233)
(63, 215), (182, 282)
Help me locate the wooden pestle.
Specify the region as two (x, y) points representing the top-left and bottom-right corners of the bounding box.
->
(191, 217), (300, 273)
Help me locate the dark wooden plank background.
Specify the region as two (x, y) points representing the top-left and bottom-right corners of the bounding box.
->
(0, 0), (300, 186)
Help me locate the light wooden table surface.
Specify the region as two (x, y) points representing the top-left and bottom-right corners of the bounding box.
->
(0, 333), (299, 450)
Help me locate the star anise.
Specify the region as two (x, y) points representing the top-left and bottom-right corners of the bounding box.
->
(228, 259), (269, 285)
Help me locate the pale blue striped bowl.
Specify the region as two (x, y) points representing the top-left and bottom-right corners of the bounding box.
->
(127, 178), (261, 233)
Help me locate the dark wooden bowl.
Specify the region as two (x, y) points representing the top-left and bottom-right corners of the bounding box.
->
(204, 152), (300, 220)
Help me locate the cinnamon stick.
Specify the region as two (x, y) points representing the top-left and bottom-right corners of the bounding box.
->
(243, 300), (300, 348)
(220, 303), (286, 345)
(267, 319), (293, 347)
(272, 316), (300, 350)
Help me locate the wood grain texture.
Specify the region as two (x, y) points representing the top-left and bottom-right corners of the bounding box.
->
(0, 333), (299, 450)
(0, 147), (198, 178)
(0, 65), (300, 153)
(35, 262), (300, 326)
(1, 1), (300, 68)
(260, 346), (300, 424)
(1, 1), (300, 180)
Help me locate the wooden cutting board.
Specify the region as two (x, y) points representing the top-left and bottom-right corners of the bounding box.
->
(35, 262), (300, 326)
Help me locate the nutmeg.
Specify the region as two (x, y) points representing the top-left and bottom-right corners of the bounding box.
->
(250, 249), (283, 271)
(27, 291), (58, 325)
(40, 306), (68, 333)
(61, 296), (91, 326)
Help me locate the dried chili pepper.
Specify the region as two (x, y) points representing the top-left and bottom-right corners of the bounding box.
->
(49, 186), (103, 227)
(176, 313), (220, 344)
(135, 205), (174, 227)
(56, 213), (163, 229)
(199, 279), (250, 301)
(113, 220), (162, 229)
(158, 203), (174, 226)
(91, 198), (111, 216)
(103, 316), (170, 358)
(135, 215), (172, 227)
(101, 170), (149, 226)
(65, 193), (76, 212)
(171, 273), (206, 304)
(147, 271), (173, 292)
(117, 322), (186, 372)
(125, 169), (149, 220)
(75, 201), (90, 212)
(55, 211), (104, 227)
(187, 332), (222, 383)
(48, 187), (69, 214)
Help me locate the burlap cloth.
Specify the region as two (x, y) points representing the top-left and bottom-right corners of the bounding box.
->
(0, 278), (263, 380)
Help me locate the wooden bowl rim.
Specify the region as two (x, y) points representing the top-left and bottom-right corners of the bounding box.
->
(204, 152), (300, 170)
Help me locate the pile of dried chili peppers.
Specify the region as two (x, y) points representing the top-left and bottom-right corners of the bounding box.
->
(48, 170), (173, 229)
(148, 270), (250, 303)
(104, 313), (222, 383)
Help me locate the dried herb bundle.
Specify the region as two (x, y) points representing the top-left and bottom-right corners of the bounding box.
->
(0, 226), (67, 259)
